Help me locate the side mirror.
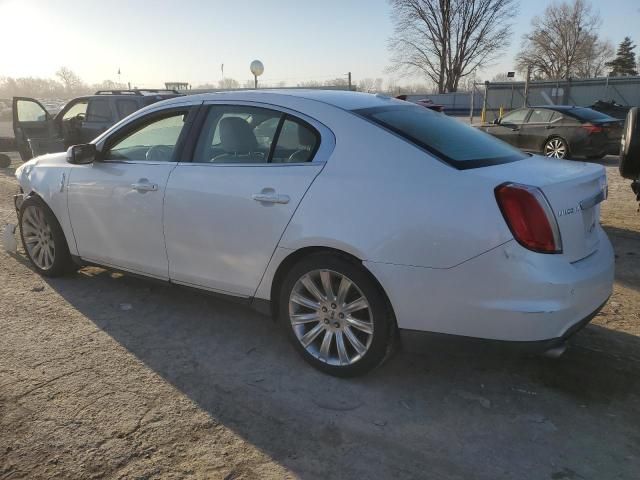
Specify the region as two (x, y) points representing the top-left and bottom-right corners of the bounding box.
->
(620, 107), (640, 180)
(493, 118), (501, 125)
(67, 144), (98, 164)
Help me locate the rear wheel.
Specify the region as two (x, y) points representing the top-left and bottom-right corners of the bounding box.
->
(544, 137), (569, 159)
(279, 253), (395, 377)
(19, 196), (73, 277)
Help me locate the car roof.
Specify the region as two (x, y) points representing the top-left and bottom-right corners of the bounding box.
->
(528, 105), (591, 112)
(158, 89), (402, 111)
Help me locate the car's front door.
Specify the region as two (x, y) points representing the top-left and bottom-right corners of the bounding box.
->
(12, 97), (63, 160)
(67, 107), (193, 278)
(163, 104), (328, 296)
(485, 108), (530, 148)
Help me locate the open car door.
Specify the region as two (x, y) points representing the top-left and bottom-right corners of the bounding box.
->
(12, 97), (64, 161)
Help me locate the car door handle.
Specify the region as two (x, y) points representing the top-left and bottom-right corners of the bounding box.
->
(510, 127), (520, 131)
(252, 193), (290, 204)
(131, 182), (158, 192)
(545, 125), (555, 129)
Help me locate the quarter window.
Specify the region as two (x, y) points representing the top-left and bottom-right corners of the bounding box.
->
(193, 105), (319, 164)
(105, 111), (188, 162)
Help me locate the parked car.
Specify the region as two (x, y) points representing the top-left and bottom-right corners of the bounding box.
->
(13, 90), (615, 377)
(589, 99), (632, 120)
(12, 89), (182, 161)
(619, 107), (640, 204)
(482, 106), (622, 160)
(395, 95), (445, 112)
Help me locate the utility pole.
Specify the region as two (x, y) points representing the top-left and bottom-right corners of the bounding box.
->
(523, 65), (532, 107)
(469, 69), (477, 124)
(347, 72), (352, 90)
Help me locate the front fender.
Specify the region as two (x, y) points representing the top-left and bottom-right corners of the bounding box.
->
(14, 153), (78, 256)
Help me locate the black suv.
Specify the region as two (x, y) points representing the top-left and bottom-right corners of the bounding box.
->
(12, 89), (182, 161)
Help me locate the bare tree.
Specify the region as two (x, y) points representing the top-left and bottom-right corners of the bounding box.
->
(218, 78), (240, 89)
(516, 0), (611, 79)
(55, 67), (84, 94)
(358, 78), (384, 92)
(388, 0), (518, 93)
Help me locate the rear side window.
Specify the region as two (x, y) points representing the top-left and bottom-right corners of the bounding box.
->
(355, 104), (527, 169)
(116, 99), (139, 119)
(193, 105), (319, 164)
(86, 99), (112, 122)
(527, 109), (554, 123)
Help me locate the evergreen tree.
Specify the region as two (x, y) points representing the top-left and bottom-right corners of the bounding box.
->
(606, 37), (638, 76)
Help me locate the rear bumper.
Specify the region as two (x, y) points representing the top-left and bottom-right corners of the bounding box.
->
(365, 228), (614, 342)
(399, 297), (607, 354)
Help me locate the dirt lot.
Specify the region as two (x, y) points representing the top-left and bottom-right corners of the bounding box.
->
(0, 152), (639, 480)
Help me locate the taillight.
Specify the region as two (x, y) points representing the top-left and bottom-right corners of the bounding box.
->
(582, 123), (603, 134)
(495, 183), (562, 254)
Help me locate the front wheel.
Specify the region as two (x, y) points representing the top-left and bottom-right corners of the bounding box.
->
(19, 196), (73, 277)
(544, 137), (570, 159)
(279, 253), (395, 377)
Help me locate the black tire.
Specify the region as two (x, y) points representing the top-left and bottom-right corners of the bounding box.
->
(543, 136), (571, 159)
(620, 107), (640, 180)
(278, 252), (395, 377)
(19, 195), (74, 277)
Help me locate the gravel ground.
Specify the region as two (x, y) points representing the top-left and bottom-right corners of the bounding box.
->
(0, 152), (639, 480)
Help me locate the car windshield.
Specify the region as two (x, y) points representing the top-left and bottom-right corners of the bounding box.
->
(568, 107), (616, 122)
(353, 104), (528, 169)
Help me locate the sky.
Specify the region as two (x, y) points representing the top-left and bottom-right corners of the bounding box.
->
(0, 0), (638, 88)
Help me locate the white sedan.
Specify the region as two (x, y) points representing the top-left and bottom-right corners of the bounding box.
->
(13, 90), (614, 376)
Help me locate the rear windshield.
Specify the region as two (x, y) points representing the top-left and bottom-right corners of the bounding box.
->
(353, 104), (527, 169)
(566, 107), (615, 122)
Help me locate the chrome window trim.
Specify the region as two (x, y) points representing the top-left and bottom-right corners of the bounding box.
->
(93, 100), (203, 149)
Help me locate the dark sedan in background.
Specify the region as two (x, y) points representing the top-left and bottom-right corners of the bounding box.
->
(482, 106), (622, 160)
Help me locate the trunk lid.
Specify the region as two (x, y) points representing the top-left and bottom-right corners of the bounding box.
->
(592, 119), (623, 151)
(472, 155), (607, 263)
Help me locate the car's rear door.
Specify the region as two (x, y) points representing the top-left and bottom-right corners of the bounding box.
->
(80, 97), (116, 143)
(163, 103), (332, 297)
(518, 108), (556, 152)
(12, 97), (63, 160)
(67, 106), (195, 278)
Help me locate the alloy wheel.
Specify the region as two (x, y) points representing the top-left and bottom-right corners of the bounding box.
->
(21, 205), (55, 270)
(544, 138), (567, 158)
(288, 269), (374, 366)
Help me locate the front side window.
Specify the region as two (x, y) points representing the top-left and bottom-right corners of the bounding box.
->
(16, 99), (47, 122)
(105, 111), (188, 162)
(193, 105), (319, 164)
(501, 109), (529, 125)
(355, 104), (527, 169)
(62, 100), (88, 120)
